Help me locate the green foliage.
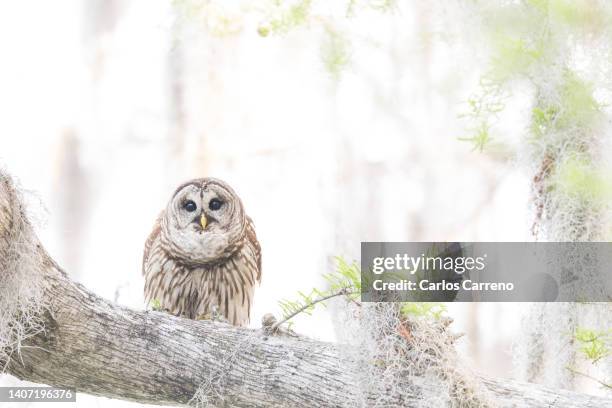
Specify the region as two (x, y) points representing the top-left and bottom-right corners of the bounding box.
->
(255, 0), (402, 79)
(464, 1), (609, 155)
(321, 28), (352, 79)
(465, 80), (506, 118)
(260, 0), (313, 35)
(257, 1), (355, 78)
(172, 0), (206, 19)
(542, 0), (608, 29)
(324, 256), (361, 293)
(277, 257), (360, 323)
(530, 105), (558, 139)
(368, 0), (397, 13)
(277, 257), (448, 326)
(529, 71), (600, 144)
(489, 34), (542, 81)
(555, 71), (601, 129)
(150, 298), (163, 312)
(459, 77), (506, 152)
(173, 1), (244, 37)
(574, 327), (611, 363)
(554, 155), (612, 201)
(400, 302), (447, 319)
(458, 122), (492, 152)
(567, 326), (611, 389)
(345, 0), (397, 16)
(278, 290), (322, 319)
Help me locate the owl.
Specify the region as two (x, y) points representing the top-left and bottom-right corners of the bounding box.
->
(143, 178), (261, 326)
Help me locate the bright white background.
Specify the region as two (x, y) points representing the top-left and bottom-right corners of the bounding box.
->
(0, 1), (535, 407)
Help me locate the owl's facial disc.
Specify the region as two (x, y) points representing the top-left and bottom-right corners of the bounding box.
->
(164, 179), (246, 264)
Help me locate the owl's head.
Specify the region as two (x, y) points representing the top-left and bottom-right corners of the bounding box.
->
(161, 178), (247, 265)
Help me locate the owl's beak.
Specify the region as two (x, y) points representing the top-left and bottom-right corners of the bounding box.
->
(200, 213), (208, 230)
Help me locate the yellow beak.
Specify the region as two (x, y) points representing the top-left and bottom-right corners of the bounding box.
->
(200, 213), (207, 229)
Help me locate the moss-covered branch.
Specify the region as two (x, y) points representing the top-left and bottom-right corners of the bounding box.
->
(2, 170), (612, 407)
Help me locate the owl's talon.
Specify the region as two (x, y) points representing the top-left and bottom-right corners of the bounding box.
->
(212, 315), (229, 324)
(196, 307), (229, 324)
(261, 313), (299, 337)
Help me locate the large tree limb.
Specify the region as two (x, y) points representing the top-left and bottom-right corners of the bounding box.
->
(1, 172), (611, 407)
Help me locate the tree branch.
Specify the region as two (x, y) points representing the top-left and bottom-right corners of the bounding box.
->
(1, 171), (611, 407)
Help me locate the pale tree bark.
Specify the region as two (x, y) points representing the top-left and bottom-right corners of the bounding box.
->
(1, 170), (611, 407)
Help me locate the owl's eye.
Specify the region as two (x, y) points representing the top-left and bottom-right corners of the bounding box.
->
(183, 200), (197, 212)
(209, 198), (223, 211)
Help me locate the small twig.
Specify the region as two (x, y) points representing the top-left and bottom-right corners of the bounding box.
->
(566, 366), (612, 390)
(270, 288), (358, 333)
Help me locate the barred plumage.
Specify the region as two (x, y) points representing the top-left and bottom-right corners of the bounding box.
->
(143, 178), (261, 326)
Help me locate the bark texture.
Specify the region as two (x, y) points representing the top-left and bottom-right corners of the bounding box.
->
(1, 171), (612, 407)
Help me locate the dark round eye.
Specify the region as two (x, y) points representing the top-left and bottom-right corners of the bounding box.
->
(183, 200), (197, 212)
(209, 198), (223, 211)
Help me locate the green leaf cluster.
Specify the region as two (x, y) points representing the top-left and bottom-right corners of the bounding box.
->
(259, 0), (313, 36)
(150, 299), (163, 312)
(458, 122), (492, 152)
(400, 302), (447, 319)
(554, 155), (612, 201)
(277, 257), (360, 324)
(574, 327), (611, 363)
(320, 28), (352, 79)
(277, 256), (448, 326)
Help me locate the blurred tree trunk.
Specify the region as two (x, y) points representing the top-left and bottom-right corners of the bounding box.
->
(166, 12), (188, 180)
(52, 131), (90, 279)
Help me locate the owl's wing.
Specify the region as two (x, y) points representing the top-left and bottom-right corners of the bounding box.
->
(142, 211), (164, 276)
(246, 216), (262, 283)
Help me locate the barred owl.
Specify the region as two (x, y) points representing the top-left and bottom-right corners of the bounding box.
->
(143, 178), (261, 326)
